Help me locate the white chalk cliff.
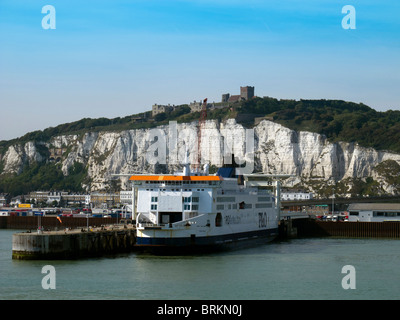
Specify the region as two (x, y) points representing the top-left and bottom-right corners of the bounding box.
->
(1, 119), (400, 195)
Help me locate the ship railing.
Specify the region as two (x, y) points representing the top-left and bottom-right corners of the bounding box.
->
(171, 214), (207, 228)
(137, 213), (156, 227)
(138, 222), (185, 228)
(216, 189), (270, 195)
(139, 222), (155, 227)
(137, 222), (157, 228)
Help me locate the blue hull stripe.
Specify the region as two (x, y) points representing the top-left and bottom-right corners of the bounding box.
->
(136, 228), (279, 247)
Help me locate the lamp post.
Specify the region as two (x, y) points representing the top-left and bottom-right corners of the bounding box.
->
(87, 202), (92, 232)
(37, 213), (42, 234)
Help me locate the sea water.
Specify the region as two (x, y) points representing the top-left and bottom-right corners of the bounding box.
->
(1, 229), (399, 300)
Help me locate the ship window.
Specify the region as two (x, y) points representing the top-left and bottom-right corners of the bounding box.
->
(217, 197), (235, 202)
(192, 197), (199, 202)
(192, 205), (199, 211)
(215, 212), (222, 227)
(184, 204), (190, 211)
(160, 212), (182, 224)
(232, 204), (237, 209)
(256, 203), (272, 208)
(349, 211), (359, 216)
(151, 204), (157, 210)
(151, 197), (158, 202)
(216, 204), (224, 210)
(184, 197), (191, 203)
(258, 197), (270, 202)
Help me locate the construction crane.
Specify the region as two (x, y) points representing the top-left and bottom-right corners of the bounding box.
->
(196, 98), (207, 171)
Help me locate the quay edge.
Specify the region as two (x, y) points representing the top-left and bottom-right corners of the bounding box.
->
(279, 218), (400, 239)
(12, 227), (136, 260)
(11, 219), (400, 260)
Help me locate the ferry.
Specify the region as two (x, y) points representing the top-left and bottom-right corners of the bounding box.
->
(131, 162), (287, 252)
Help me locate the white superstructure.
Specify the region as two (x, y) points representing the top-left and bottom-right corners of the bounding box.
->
(130, 164), (284, 251)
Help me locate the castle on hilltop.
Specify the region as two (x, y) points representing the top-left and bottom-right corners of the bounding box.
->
(222, 86), (254, 103)
(152, 86), (255, 117)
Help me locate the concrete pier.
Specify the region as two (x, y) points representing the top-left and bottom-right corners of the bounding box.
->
(12, 225), (136, 260)
(0, 216), (120, 230)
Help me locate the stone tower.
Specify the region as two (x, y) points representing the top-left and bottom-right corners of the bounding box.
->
(240, 86), (254, 100)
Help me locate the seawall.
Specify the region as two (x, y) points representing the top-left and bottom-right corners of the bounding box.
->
(0, 216), (119, 230)
(293, 219), (400, 239)
(12, 226), (136, 260)
(11, 218), (400, 260)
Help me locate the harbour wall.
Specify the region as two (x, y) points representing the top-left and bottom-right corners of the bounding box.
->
(291, 219), (400, 239)
(0, 216), (119, 230)
(9, 217), (400, 260)
(12, 227), (136, 260)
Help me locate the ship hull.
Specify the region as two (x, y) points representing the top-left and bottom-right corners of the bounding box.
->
(135, 228), (278, 254)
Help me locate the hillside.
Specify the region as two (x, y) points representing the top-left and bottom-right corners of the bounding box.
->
(1, 97), (400, 198)
(2, 97), (400, 155)
(238, 97), (400, 153)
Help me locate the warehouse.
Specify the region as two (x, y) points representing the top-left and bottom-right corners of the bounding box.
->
(348, 203), (400, 222)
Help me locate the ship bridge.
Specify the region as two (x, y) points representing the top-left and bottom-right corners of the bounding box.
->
(129, 175), (221, 185)
(130, 174), (222, 226)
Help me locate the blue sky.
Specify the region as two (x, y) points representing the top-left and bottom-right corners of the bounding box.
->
(1, 0), (399, 141)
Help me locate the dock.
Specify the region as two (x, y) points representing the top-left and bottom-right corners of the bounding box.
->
(296, 220), (400, 239)
(0, 215), (122, 230)
(10, 214), (400, 260)
(12, 225), (136, 260)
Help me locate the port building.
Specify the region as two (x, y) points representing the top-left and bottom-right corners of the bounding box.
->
(348, 203), (400, 222)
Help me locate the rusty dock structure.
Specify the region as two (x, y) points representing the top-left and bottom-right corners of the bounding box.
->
(295, 220), (400, 239)
(279, 214), (400, 240)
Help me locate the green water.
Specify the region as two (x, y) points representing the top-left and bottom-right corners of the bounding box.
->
(1, 229), (399, 300)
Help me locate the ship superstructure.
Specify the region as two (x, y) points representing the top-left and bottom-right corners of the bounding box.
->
(130, 164), (283, 251)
